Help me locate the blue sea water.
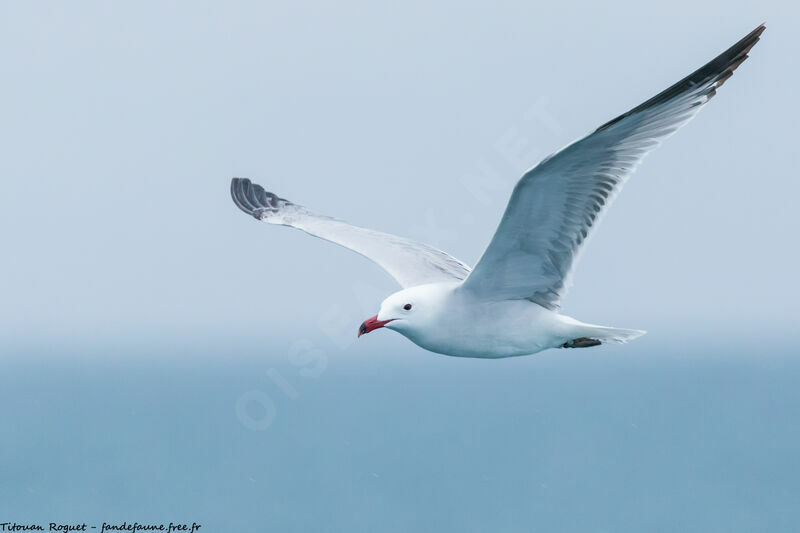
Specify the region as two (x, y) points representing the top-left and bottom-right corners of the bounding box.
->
(1, 333), (798, 533)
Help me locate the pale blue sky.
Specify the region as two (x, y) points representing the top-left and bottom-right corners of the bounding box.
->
(0, 2), (796, 349)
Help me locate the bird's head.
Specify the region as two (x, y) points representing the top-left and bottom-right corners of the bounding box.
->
(358, 283), (453, 339)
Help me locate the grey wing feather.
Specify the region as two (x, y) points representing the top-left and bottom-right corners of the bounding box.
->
(460, 24), (764, 309)
(231, 178), (471, 288)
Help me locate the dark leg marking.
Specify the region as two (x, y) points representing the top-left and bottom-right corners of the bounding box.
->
(561, 337), (602, 349)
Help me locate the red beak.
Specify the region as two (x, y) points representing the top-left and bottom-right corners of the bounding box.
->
(358, 315), (394, 337)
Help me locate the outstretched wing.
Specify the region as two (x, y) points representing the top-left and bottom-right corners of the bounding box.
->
(231, 178), (471, 288)
(460, 24), (764, 309)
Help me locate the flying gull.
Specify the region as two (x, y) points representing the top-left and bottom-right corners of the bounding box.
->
(231, 24), (764, 358)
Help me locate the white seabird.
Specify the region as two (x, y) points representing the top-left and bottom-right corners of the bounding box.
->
(231, 25), (764, 358)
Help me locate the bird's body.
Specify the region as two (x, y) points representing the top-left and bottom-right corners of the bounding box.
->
(399, 285), (563, 358)
(375, 282), (642, 358)
(231, 25), (764, 359)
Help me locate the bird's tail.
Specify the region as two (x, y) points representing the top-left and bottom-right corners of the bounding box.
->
(561, 321), (646, 348)
(588, 325), (646, 344)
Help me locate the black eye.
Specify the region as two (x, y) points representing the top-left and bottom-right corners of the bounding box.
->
(403, 303), (412, 311)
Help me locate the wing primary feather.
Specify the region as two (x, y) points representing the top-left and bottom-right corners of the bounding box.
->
(231, 177), (293, 219)
(596, 24), (764, 132)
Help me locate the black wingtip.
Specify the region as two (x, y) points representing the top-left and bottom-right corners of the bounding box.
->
(596, 24), (765, 132)
(230, 177), (258, 218)
(230, 177), (293, 219)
